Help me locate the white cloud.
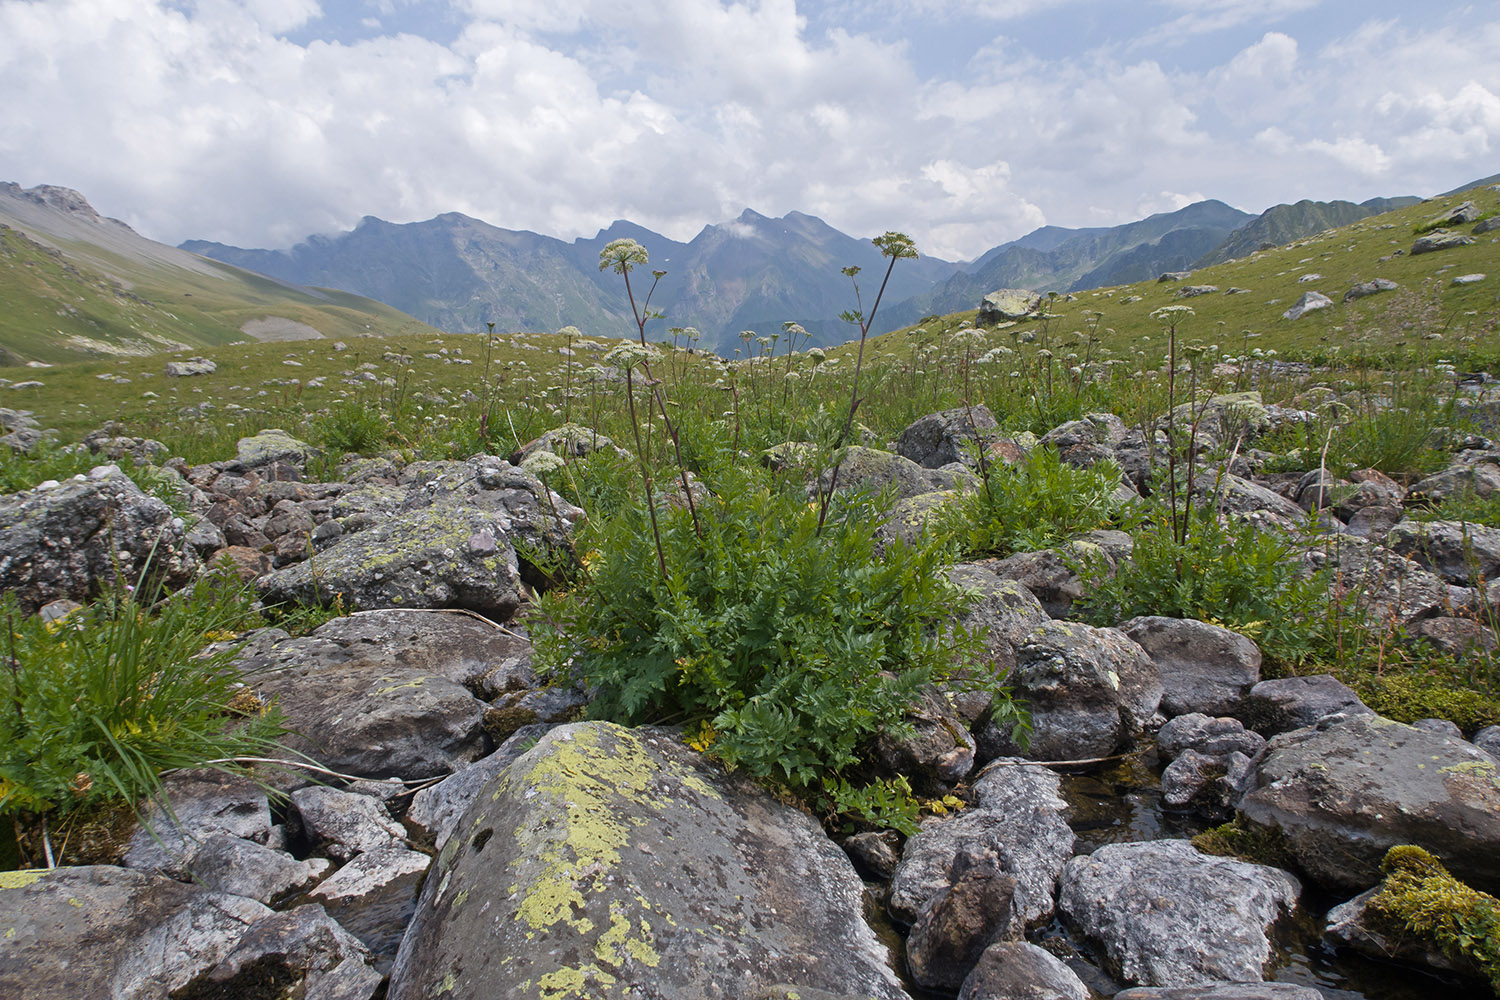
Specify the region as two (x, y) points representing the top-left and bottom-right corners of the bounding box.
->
(0, 0), (1495, 264)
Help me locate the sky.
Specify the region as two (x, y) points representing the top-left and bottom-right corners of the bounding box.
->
(0, 0), (1496, 262)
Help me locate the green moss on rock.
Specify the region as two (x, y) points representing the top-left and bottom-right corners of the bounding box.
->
(1368, 845), (1500, 991)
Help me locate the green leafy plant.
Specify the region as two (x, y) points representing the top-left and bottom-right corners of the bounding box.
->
(1076, 505), (1347, 670)
(944, 446), (1130, 558)
(312, 397), (388, 457)
(0, 566), (287, 863)
(533, 465), (989, 807)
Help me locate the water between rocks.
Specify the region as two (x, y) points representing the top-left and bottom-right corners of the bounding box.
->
(894, 741), (1493, 1000)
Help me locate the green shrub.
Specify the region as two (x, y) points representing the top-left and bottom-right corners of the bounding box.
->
(943, 447), (1129, 559)
(1369, 845), (1500, 992)
(311, 398), (388, 456)
(0, 568), (287, 850)
(533, 465), (992, 802)
(1076, 506), (1347, 669)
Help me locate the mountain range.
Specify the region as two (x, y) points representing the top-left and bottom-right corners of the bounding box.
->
(182, 192), (1424, 351)
(0, 178), (1445, 364)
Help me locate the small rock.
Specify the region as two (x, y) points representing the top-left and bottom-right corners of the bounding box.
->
(1281, 291), (1332, 321)
(290, 786), (406, 862)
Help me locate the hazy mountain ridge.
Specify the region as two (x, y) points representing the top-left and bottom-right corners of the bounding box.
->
(1192, 197), (1423, 269)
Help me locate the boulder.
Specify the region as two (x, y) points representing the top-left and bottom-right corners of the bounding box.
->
(1121, 617), (1262, 717)
(957, 941), (1089, 1000)
(0, 465), (196, 613)
(905, 849), (1023, 991)
(888, 758), (1074, 928)
(896, 405), (1001, 469)
(1343, 278), (1399, 302)
(1234, 675), (1372, 736)
(867, 685), (976, 794)
(165, 357), (216, 376)
(1305, 534), (1462, 626)
(1238, 714), (1500, 892)
(1157, 713), (1265, 760)
(290, 786), (407, 862)
(186, 903), (382, 1000)
(1281, 292), (1332, 321)
(1411, 230), (1474, 255)
(1057, 840), (1300, 987)
(1408, 460), (1500, 503)
(1161, 748), (1253, 815)
(387, 722), (911, 1000)
(234, 428), (315, 470)
(1386, 518), (1500, 586)
(0, 865), (273, 1000)
(306, 845), (432, 973)
(1324, 886), (1483, 980)
(818, 445), (958, 501)
(978, 290), (1041, 324)
(986, 621), (1160, 761)
(122, 770), (273, 877)
(990, 542), (1108, 619)
(235, 618), (490, 781)
(183, 833), (331, 905)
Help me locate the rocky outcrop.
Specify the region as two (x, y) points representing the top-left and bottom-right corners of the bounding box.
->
(896, 405), (1001, 469)
(888, 758), (1074, 928)
(387, 722), (911, 1000)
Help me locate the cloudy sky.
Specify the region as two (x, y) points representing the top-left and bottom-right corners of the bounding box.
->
(1, 0), (1496, 261)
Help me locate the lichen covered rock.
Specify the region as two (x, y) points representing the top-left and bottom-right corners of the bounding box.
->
(387, 722), (910, 1000)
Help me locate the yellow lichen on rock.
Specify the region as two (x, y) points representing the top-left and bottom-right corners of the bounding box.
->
(0, 870), (47, 890)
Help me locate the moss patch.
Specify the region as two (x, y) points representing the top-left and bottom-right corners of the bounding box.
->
(1368, 845), (1500, 991)
(1192, 817), (1298, 872)
(1354, 671), (1500, 733)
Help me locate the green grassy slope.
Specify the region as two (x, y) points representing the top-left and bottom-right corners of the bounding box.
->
(870, 183), (1500, 361)
(0, 187), (442, 366)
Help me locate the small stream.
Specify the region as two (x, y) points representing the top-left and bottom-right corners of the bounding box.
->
(890, 742), (1492, 1000)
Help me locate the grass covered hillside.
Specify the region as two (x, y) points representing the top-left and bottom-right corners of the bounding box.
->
(0, 183), (441, 366)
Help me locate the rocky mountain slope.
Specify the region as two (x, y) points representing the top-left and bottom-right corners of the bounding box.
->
(0, 183), (440, 365)
(186, 208), (961, 352)
(1193, 196), (1422, 268)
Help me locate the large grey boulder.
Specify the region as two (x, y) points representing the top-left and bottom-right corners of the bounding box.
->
(306, 845), (432, 973)
(1281, 291), (1332, 321)
(1238, 714), (1500, 892)
(888, 758), (1074, 928)
(122, 770), (273, 877)
(978, 289), (1041, 324)
(1343, 277), (1399, 302)
(990, 542), (1109, 619)
(1234, 675), (1372, 736)
(0, 465), (195, 613)
(234, 616), (492, 781)
(897, 405), (1001, 469)
(387, 722), (911, 1000)
(187, 903), (382, 1000)
(1304, 534), (1462, 625)
(1058, 840), (1300, 987)
(1122, 617), (1262, 716)
(1411, 229), (1474, 254)
(987, 621), (1161, 760)
(165, 356), (216, 376)
(1157, 713), (1266, 760)
(1408, 459), (1500, 503)
(0, 865), (266, 999)
(818, 445), (962, 501)
(234, 427), (315, 470)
